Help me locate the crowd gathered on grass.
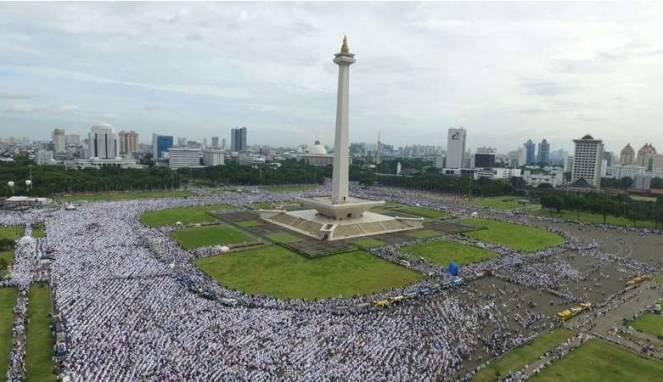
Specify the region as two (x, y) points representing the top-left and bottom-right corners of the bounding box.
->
(0, 184), (661, 381)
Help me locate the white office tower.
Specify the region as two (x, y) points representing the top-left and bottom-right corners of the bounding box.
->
(202, 149), (225, 166)
(572, 134), (604, 188)
(52, 128), (65, 153)
(446, 128), (466, 169)
(168, 148), (202, 169)
(88, 124), (118, 159)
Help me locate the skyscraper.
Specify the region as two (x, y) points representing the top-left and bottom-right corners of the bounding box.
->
(88, 124), (118, 159)
(537, 139), (550, 165)
(636, 143), (657, 169)
(231, 127), (247, 152)
(524, 139), (536, 165)
(118, 130), (139, 156)
(211, 136), (219, 148)
(152, 134), (174, 160)
(52, 128), (65, 153)
(619, 144), (635, 165)
(445, 128), (466, 169)
(572, 134), (604, 188)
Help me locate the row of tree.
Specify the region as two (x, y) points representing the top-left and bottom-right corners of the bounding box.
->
(540, 192), (663, 228)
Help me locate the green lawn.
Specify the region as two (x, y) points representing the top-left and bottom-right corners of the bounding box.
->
(266, 232), (301, 244)
(402, 240), (498, 266)
(530, 339), (663, 382)
(265, 184), (318, 193)
(408, 229), (442, 239)
(376, 203), (447, 219)
(460, 218), (565, 252)
(237, 220), (261, 228)
(474, 328), (574, 382)
(61, 190), (192, 202)
(471, 197), (535, 211)
(536, 209), (656, 229)
(139, 203), (230, 227)
(631, 313), (663, 339)
(25, 284), (57, 382)
(0, 226), (23, 241)
(0, 250), (14, 277)
(353, 238), (385, 249)
(655, 274), (663, 285)
(196, 246), (423, 300)
(0, 288), (18, 380)
(31, 225), (45, 238)
(170, 225), (251, 250)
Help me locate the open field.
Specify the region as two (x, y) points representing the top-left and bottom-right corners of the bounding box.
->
(266, 232), (301, 244)
(530, 339), (663, 382)
(470, 196), (537, 211)
(25, 284), (57, 382)
(170, 225), (252, 250)
(264, 184), (318, 193)
(402, 240), (498, 267)
(196, 246), (423, 300)
(473, 328), (574, 382)
(537, 209), (656, 229)
(0, 250), (13, 277)
(377, 203), (448, 219)
(31, 225), (45, 238)
(0, 226), (23, 241)
(0, 288), (17, 380)
(61, 190), (192, 202)
(631, 313), (663, 338)
(139, 203), (231, 227)
(460, 218), (565, 252)
(236, 220), (262, 228)
(656, 274), (663, 285)
(352, 238), (385, 249)
(407, 229), (442, 239)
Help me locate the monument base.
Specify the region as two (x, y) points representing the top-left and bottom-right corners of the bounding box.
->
(260, 207), (423, 241)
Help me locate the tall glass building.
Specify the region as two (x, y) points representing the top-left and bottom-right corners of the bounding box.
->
(152, 134), (173, 160)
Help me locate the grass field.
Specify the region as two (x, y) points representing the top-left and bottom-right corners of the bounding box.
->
(61, 190), (192, 202)
(170, 225), (251, 250)
(631, 313), (663, 338)
(408, 229), (442, 239)
(196, 246), (423, 300)
(0, 250), (14, 277)
(460, 218), (565, 252)
(353, 238), (385, 249)
(377, 203), (448, 219)
(237, 220), (262, 228)
(265, 184), (318, 193)
(0, 288), (18, 380)
(25, 284), (57, 382)
(536, 209), (656, 229)
(402, 240), (498, 266)
(31, 225), (45, 238)
(530, 339), (663, 382)
(0, 226), (23, 241)
(474, 328), (573, 382)
(470, 196), (534, 211)
(139, 203), (230, 227)
(266, 232), (301, 244)
(656, 274), (663, 285)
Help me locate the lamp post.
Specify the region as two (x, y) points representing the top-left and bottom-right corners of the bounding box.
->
(7, 181), (15, 195)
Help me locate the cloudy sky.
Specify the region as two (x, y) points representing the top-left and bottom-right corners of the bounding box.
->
(1, 2), (663, 153)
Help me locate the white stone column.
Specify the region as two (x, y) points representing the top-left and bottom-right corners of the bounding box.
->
(331, 42), (355, 204)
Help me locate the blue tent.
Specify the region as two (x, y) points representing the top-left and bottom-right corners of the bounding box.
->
(448, 262), (460, 276)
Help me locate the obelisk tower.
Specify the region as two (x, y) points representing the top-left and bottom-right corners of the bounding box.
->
(331, 36), (355, 204)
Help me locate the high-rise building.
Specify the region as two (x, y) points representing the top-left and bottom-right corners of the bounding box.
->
(118, 130), (139, 156)
(152, 134), (174, 160)
(65, 134), (80, 147)
(619, 144), (635, 165)
(231, 127), (247, 152)
(211, 136), (219, 148)
(474, 153), (496, 168)
(168, 147), (202, 169)
(202, 149), (225, 166)
(636, 143), (657, 169)
(177, 137), (187, 147)
(88, 125), (118, 159)
(445, 128), (466, 169)
(221, 138), (226, 149)
(524, 139), (536, 165)
(537, 139), (550, 165)
(52, 128), (65, 153)
(572, 134), (604, 188)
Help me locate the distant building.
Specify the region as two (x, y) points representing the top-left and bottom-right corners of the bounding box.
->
(619, 144), (635, 165)
(606, 165), (647, 179)
(168, 148), (202, 170)
(301, 140), (333, 167)
(474, 153), (496, 168)
(88, 125), (118, 159)
(446, 128), (466, 169)
(221, 138), (226, 149)
(65, 134), (80, 147)
(211, 136), (219, 148)
(52, 128), (65, 153)
(524, 139), (536, 165)
(118, 130), (139, 156)
(202, 149), (225, 166)
(64, 157), (142, 170)
(474, 167), (521, 180)
(177, 137), (187, 147)
(507, 148), (524, 168)
(36, 150), (55, 165)
(523, 169), (563, 188)
(231, 127), (248, 152)
(636, 143), (657, 169)
(571, 134), (604, 188)
(537, 139), (550, 165)
(564, 156), (574, 173)
(152, 134), (174, 160)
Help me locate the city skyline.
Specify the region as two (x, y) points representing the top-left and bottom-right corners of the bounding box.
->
(2, 3), (663, 152)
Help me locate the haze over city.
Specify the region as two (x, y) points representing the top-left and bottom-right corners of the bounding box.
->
(2, 2), (663, 152)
